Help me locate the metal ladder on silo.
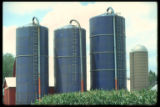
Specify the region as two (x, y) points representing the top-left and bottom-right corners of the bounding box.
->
(70, 26), (77, 90)
(73, 26), (77, 88)
(33, 26), (38, 99)
(70, 19), (84, 92)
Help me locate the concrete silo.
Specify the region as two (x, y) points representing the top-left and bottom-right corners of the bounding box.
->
(130, 44), (149, 91)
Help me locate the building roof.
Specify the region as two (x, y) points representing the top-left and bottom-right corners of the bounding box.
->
(131, 44), (148, 52)
(3, 77), (16, 88)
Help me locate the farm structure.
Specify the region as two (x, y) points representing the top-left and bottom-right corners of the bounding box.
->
(90, 7), (126, 90)
(130, 44), (149, 91)
(3, 77), (16, 105)
(54, 20), (87, 93)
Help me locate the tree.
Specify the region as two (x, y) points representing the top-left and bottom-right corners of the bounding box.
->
(148, 70), (157, 88)
(3, 53), (15, 81)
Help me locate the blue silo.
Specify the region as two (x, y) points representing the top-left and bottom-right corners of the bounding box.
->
(16, 17), (48, 104)
(54, 20), (86, 93)
(90, 7), (126, 90)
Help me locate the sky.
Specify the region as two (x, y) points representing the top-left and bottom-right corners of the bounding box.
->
(3, 2), (157, 89)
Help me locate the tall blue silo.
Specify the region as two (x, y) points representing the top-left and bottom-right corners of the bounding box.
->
(54, 20), (86, 93)
(90, 7), (126, 90)
(16, 17), (48, 104)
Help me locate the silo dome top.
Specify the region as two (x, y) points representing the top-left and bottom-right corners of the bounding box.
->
(17, 17), (48, 30)
(131, 44), (148, 52)
(55, 24), (85, 31)
(23, 16), (40, 27)
(23, 23), (38, 27)
(17, 23), (48, 30)
(61, 25), (78, 29)
(89, 7), (124, 20)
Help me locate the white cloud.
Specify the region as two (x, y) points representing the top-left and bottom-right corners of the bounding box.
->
(49, 56), (54, 86)
(86, 55), (90, 90)
(3, 26), (17, 56)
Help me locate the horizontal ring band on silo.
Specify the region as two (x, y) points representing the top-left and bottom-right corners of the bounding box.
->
(90, 33), (113, 38)
(16, 55), (48, 58)
(54, 56), (86, 58)
(90, 51), (125, 54)
(91, 68), (126, 71)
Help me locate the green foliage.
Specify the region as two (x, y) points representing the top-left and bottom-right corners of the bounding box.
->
(148, 70), (157, 88)
(33, 89), (157, 105)
(3, 53), (15, 81)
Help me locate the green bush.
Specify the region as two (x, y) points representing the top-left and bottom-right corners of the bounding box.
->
(33, 89), (157, 105)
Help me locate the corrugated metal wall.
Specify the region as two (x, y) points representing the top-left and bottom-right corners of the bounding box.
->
(54, 25), (86, 93)
(16, 24), (48, 104)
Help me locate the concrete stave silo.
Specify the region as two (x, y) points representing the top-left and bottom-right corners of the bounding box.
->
(130, 44), (149, 91)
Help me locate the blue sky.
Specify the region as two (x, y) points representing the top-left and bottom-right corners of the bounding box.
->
(3, 2), (157, 87)
(80, 2), (95, 6)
